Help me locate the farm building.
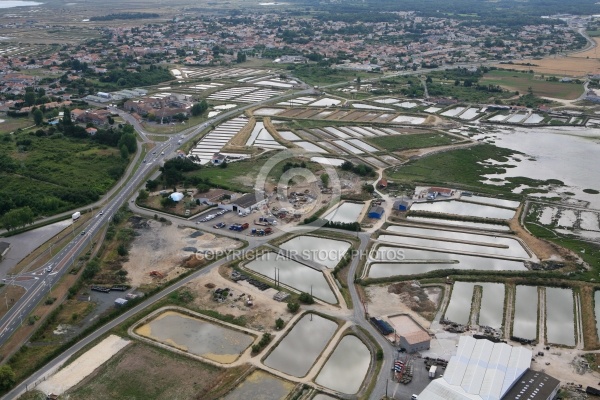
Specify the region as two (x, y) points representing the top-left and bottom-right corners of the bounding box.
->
(368, 206), (385, 219)
(427, 187), (454, 200)
(220, 192), (267, 215)
(211, 153), (227, 165)
(417, 336), (558, 400)
(378, 178), (388, 189)
(399, 330), (430, 353)
(393, 199), (411, 211)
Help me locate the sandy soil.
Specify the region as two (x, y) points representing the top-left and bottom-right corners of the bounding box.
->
(365, 283), (437, 331)
(37, 334), (130, 395)
(122, 220), (242, 287)
(185, 266), (292, 332)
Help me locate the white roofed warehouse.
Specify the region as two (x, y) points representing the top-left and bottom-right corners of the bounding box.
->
(418, 336), (559, 400)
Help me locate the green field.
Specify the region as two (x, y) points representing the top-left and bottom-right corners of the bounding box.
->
(367, 133), (459, 151)
(481, 70), (584, 100)
(184, 152), (324, 191)
(386, 143), (561, 196)
(0, 131), (128, 220)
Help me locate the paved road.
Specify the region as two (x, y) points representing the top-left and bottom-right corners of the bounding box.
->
(0, 87), (316, 351)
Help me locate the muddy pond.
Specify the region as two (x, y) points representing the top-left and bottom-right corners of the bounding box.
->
(135, 310), (254, 363)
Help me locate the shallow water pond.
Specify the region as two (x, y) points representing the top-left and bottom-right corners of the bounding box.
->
(444, 282), (476, 325)
(135, 311), (254, 363)
(324, 202), (365, 223)
(280, 235), (350, 269)
(315, 335), (371, 394)
(410, 201), (515, 220)
(545, 287), (575, 346)
(245, 253), (336, 303)
(512, 285), (538, 340)
(224, 370), (294, 400)
(264, 314), (337, 377)
(478, 283), (505, 329)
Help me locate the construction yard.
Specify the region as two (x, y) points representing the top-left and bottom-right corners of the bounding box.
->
(122, 219), (243, 288)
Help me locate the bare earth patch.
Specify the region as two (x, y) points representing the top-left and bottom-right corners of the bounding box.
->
(122, 220), (242, 287)
(37, 334), (130, 396)
(185, 265), (292, 332)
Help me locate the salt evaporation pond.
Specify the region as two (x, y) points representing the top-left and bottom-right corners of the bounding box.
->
(310, 157), (345, 166)
(464, 195), (520, 209)
(512, 285), (538, 340)
(444, 282), (476, 324)
(264, 314), (337, 377)
(369, 246), (526, 278)
(479, 127), (600, 208)
(224, 370), (294, 400)
(545, 287), (575, 346)
(295, 141), (327, 153)
(406, 216), (511, 232)
(441, 107), (465, 117)
(460, 108), (480, 120)
(378, 234), (527, 258)
(245, 253), (337, 304)
(383, 225), (529, 258)
(280, 235), (351, 268)
(324, 202), (365, 223)
(478, 283), (505, 329)
(315, 335), (371, 394)
(245, 253), (336, 303)
(410, 200), (516, 220)
(135, 311), (254, 363)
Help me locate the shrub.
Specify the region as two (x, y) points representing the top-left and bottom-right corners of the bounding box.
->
(287, 301), (300, 313)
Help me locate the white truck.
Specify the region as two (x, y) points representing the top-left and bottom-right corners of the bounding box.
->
(429, 365), (437, 379)
(72, 211), (81, 221)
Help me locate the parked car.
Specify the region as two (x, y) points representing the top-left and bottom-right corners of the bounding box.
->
(213, 222), (226, 229)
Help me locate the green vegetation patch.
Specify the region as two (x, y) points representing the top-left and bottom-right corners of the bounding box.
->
(0, 132), (129, 224)
(367, 133), (459, 151)
(481, 70), (584, 100)
(583, 188), (600, 194)
(386, 143), (559, 196)
(286, 64), (375, 86)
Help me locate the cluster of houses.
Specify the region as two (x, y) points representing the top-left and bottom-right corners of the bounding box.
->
(124, 93), (193, 121)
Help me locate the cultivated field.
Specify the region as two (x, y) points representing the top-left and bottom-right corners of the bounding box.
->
(481, 70), (584, 100)
(494, 38), (600, 77)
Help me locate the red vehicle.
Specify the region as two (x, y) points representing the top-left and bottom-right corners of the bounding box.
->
(240, 223), (249, 231)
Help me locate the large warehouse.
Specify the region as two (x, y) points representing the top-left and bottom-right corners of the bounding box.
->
(419, 336), (559, 400)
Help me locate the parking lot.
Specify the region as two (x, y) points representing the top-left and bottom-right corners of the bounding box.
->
(192, 208), (277, 236)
